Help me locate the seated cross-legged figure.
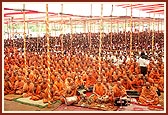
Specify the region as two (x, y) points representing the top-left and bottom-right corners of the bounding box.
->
(139, 82), (159, 106)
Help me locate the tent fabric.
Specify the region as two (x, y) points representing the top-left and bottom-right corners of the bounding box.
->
(3, 2), (165, 24)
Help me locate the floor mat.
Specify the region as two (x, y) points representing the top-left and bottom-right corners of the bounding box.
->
(4, 94), (22, 101)
(14, 97), (49, 108)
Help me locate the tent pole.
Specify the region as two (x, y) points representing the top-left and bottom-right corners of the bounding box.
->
(117, 21), (119, 33)
(61, 4), (64, 55)
(23, 4), (27, 68)
(158, 15), (160, 33)
(27, 22), (29, 38)
(8, 18), (11, 40)
(130, 4), (133, 56)
(99, 4), (103, 76)
(87, 19), (89, 51)
(7, 19), (10, 39)
(152, 13), (155, 52)
(161, 18), (162, 32)
(46, 4), (52, 107)
(148, 13), (150, 46)
(138, 10), (140, 51)
(84, 20), (86, 33)
(37, 22), (39, 53)
(125, 7), (127, 44)
(54, 22), (57, 48)
(89, 4), (92, 51)
(142, 21), (144, 32)
(11, 17), (15, 47)
(93, 21), (95, 33)
(110, 5), (113, 50)
(70, 18), (73, 50)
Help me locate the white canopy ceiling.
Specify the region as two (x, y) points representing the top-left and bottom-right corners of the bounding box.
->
(2, 2), (165, 24)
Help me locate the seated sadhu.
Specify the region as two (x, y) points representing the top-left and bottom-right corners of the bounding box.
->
(75, 75), (84, 89)
(131, 74), (144, 93)
(149, 67), (160, 84)
(85, 72), (96, 92)
(92, 78), (108, 103)
(139, 82), (159, 105)
(52, 76), (65, 102)
(4, 76), (11, 95)
(104, 79), (114, 102)
(30, 82), (43, 101)
(112, 81), (126, 98)
(39, 80), (50, 103)
(14, 76), (25, 95)
(102, 78), (109, 90)
(157, 77), (164, 92)
(121, 76), (134, 90)
(112, 71), (119, 82)
(22, 78), (35, 98)
(64, 77), (76, 97)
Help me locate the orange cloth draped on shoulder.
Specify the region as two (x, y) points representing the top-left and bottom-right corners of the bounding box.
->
(64, 77), (76, 97)
(131, 77), (144, 93)
(122, 70), (127, 76)
(27, 82), (35, 96)
(135, 66), (140, 74)
(92, 71), (98, 79)
(81, 72), (88, 81)
(118, 70), (123, 78)
(9, 75), (15, 87)
(37, 75), (43, 83)
(54, 78), (65, 96)
(51, 75), (56, 82)
(75, 78), (84, 87)
(61, 73), (67, 81)
(112, 84), (126, 98)
(129, 64), (134, 74)
(147, 77), (154, 85)
(4, 79), (11, 95)
(35, 84), (41, 95)
(149, 69), (160, 83)
(157, 77), (164, 92)
(160, 64), (164, 75)
(139, 86), (159, 105)
(113, 72), (118, 82)
(109, 68), (114, 77)
(30, 84), (42, 101)
(29, 71), (36, 82)
(12, 77), (24, 95)
(4, 64), (9, 71)
(85, 75), (96, 88)
(23, 82), (29, 93)
(42, 87), (52, 103)
(121, 78), (133, 90)
(93, 83), (107, 101)
(52, 84), (61, 101)
(37, 82), (48, 103)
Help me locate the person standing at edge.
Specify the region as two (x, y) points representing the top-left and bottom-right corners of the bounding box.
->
(138, 51), (149, 83)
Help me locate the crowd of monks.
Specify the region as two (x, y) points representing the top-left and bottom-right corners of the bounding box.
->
(4, 31), (164, 106)
(5, 31), (164, 54)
